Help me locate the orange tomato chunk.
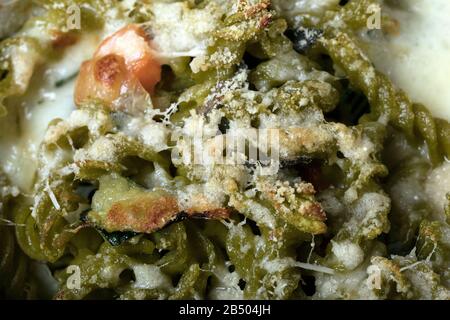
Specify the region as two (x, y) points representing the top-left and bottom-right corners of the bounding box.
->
(74, 24), (162, 106)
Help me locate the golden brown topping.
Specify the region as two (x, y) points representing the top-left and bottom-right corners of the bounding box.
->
(74, 54), (128, 105)
(100, 194), (230, 234)
(94, 54), (126, 87)
(51, 31), (79, 49)
(106, 195), (180, 233)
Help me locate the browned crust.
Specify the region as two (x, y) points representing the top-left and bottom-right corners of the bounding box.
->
(304, 202), (327, 221)
(186, 208), (231, 220)
(259, 15), (272, 28)
(259, 179), (327, 223)
(94, 54), (127, 87)
(243, 0), (270, 18)
(75, 54), (128, 105)
(106, 196), (179, 233)
(74, 24), (161, 107)
(104, 195), (230, 233)
(51, 31), (79, 49)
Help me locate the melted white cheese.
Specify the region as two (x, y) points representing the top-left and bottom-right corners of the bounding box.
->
(0, 80), (75, 192)
(366, 0), (450, 215)
(0, 34), (100, 192)
(272, 0), (340, 26)
(331, 240), (364, 270)
(150, 1), (223, 59)
(425, 161), (450, 221)
(364, 0), (450, 121)
(132, 264), (173, 291)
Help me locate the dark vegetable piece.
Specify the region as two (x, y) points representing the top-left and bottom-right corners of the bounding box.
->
(287, 28), (324, 53)
(97, 229), (138, 246)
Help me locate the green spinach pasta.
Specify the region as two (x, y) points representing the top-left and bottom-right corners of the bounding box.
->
(0, 0), (449, 300)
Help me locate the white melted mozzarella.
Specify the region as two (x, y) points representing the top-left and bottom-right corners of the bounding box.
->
(364, 0), (450, 121)
(363, 1), (450, 214)
(0, 34), (100, 192)
(132, 265), (173, 291)
(0, 81), (75, 192)
(150, 1), (223, 59)
(425, 162), (450, 220)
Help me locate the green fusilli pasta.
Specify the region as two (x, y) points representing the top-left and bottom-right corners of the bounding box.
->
(0, 0), (448, 300)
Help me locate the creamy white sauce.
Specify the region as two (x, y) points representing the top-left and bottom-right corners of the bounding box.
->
(366, 0), (450, 214)
(0, 34), (100, 191)
(364, 0), (450, 121)
(0, 80), (75, 191)
(425, 161), (450, 220)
